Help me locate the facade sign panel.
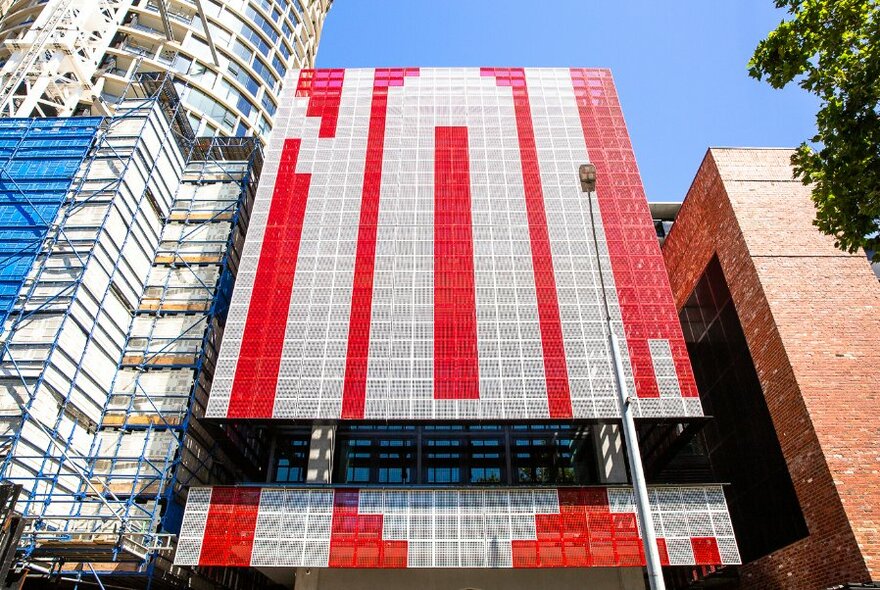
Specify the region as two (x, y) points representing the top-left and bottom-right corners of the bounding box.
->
(174, 486), (740, 568)
(206, 68), (701, 420)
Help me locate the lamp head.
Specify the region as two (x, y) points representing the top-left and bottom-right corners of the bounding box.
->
(579, 163), (597, 193)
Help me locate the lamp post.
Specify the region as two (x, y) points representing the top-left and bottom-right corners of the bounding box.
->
(579, 163), (666, 590)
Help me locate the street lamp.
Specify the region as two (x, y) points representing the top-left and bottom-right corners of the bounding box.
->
(579, 163), (666, 590)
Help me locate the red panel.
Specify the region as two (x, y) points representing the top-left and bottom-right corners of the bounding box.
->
(198, 487), (261, 566)
(341, 68), (419, 419)
(228, 140), (310, 418)
(295, 69), (345, 138)
(328, 489), (407, 568)
(434, 126), (479, 399)
(512, 487), (653, 568)
(482, 67), (573, 418)
(691, 537), (722, 565)
(569, 68), (699, 399)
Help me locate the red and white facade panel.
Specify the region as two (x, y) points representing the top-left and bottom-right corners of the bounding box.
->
(206, 67), (701, 420)
(174, 486), (740, 568)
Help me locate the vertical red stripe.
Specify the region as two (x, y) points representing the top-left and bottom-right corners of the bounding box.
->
(198, 487), (261, 566)
(482, 68), (573, 418)
(341, 68), (419, 419)
(434, 127), (479, 399)
(569, 68), (699, 399)
(227, 139), (310, 418)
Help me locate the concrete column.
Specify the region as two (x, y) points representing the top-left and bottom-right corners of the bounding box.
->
(306, 421), (336, 484)
(592, 423), (627, 484)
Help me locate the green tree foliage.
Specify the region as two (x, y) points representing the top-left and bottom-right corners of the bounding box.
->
(749, 0), (880, 260)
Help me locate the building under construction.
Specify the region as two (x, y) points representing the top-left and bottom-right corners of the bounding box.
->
(0, 73), (270, 589)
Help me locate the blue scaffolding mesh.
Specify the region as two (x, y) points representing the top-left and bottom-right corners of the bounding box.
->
(0, 117), (101, 326)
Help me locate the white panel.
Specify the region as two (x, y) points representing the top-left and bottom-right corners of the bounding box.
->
(362, 68), (545, 420)
(174, 487), (212, 566)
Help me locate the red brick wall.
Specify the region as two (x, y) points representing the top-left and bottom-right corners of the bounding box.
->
(662, 148), (879, 589)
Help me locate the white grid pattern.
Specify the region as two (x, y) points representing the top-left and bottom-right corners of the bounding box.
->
(173, 487), (212, 565)
(251, 489), (335, 567)
(648, 339), (683, 398)
(275, 70), (375, 419)
(608, 486), (741, 566)
(361, 489), (558, 567)
(526, 68), (634, 418)
(205, 77), (302, 418)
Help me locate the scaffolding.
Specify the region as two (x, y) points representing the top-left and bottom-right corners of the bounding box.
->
(0, 73), (269, 590)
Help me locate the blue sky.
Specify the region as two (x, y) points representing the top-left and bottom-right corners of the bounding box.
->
(316, 1), (818, 201)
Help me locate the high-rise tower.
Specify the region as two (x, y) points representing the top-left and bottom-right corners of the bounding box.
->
(0, 0), (332, 138)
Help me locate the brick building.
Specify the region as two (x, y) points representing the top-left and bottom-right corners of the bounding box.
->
(659, 148), (880, 589)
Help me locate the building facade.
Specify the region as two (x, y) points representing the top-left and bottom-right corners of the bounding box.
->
(661, 148), (880, 589)
(0, 0), (332, 138)
(169, 67), (741, 589)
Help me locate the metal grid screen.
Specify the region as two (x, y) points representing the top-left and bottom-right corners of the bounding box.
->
(206, 68), (701, 420)
(174, 486), (740, 568)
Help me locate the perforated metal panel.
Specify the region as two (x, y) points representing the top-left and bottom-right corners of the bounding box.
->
(174, 486), (741, 568)
(206, 68), (702, 420)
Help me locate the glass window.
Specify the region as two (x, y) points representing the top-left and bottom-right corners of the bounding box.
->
(272, 432), (309, 483)
(188, 60), (217, 88)
(183, 36), (215, 65)
(271, 54), (286, 79)
(423, 438), (462, 484)
(278, 41), (291, 63)
(510, 424), (597, 485)
(252, 57), (279, 93)
(468, 438), (503, 483)
(171, 53), (192, 74)
(257, 114), (271, 137)
(243, 4), (277, 40)
(232, 39), (254, 64)
(334, 429), (415, 484)
(327, 424), (602, 486)
(261, 93), (276, 116)
(252, 0), (273, 14)
(183, 86), (237, 132)
(227, 62), (260, 96)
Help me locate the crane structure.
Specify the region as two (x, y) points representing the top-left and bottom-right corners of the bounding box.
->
(0, 0), (135, 117)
